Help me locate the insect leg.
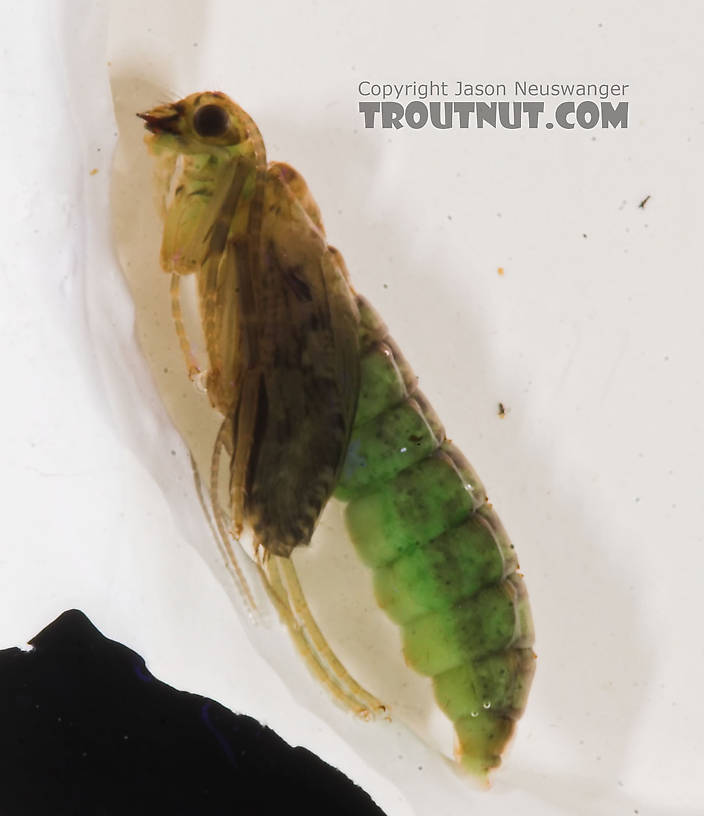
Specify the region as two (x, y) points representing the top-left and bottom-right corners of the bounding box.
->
(207, 418), (259, 620)
(278, 557), (387, 718)
(260, 556), (386, 719)
(169, 274), (202, 379)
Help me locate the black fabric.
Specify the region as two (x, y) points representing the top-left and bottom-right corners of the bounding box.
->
(0, 610), (387, 816)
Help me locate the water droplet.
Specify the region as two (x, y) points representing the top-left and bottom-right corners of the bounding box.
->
(482, 701), (492, 709)
(470, 711), (479, 718)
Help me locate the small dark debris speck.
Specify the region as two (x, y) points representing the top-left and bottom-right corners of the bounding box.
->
(498, 402), (506, 418)
(638, 195), (651, 209)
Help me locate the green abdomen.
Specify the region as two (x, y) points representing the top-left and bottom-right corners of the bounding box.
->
(335, 296), (535, 780)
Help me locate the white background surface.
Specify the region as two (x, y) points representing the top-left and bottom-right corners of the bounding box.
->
(1, 1), (702, 814)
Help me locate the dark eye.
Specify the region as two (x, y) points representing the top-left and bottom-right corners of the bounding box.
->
(193, 104), (230, 138)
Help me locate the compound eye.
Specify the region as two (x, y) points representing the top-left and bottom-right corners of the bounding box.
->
(193, 104), (230, 138)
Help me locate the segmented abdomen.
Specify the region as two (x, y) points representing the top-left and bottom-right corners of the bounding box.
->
(334, 296), (535, 780)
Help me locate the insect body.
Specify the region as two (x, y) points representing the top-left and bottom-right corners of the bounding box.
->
(139, 92), (535, 782)
(335, 296), (535, 777)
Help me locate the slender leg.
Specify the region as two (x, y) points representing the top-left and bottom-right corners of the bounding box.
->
(277, 556), (388, 720)
(206, 419), (259, 620)
(170, 274), (201, 379)
(209, 413), (388, 720)
(260, 557), (383, 718)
